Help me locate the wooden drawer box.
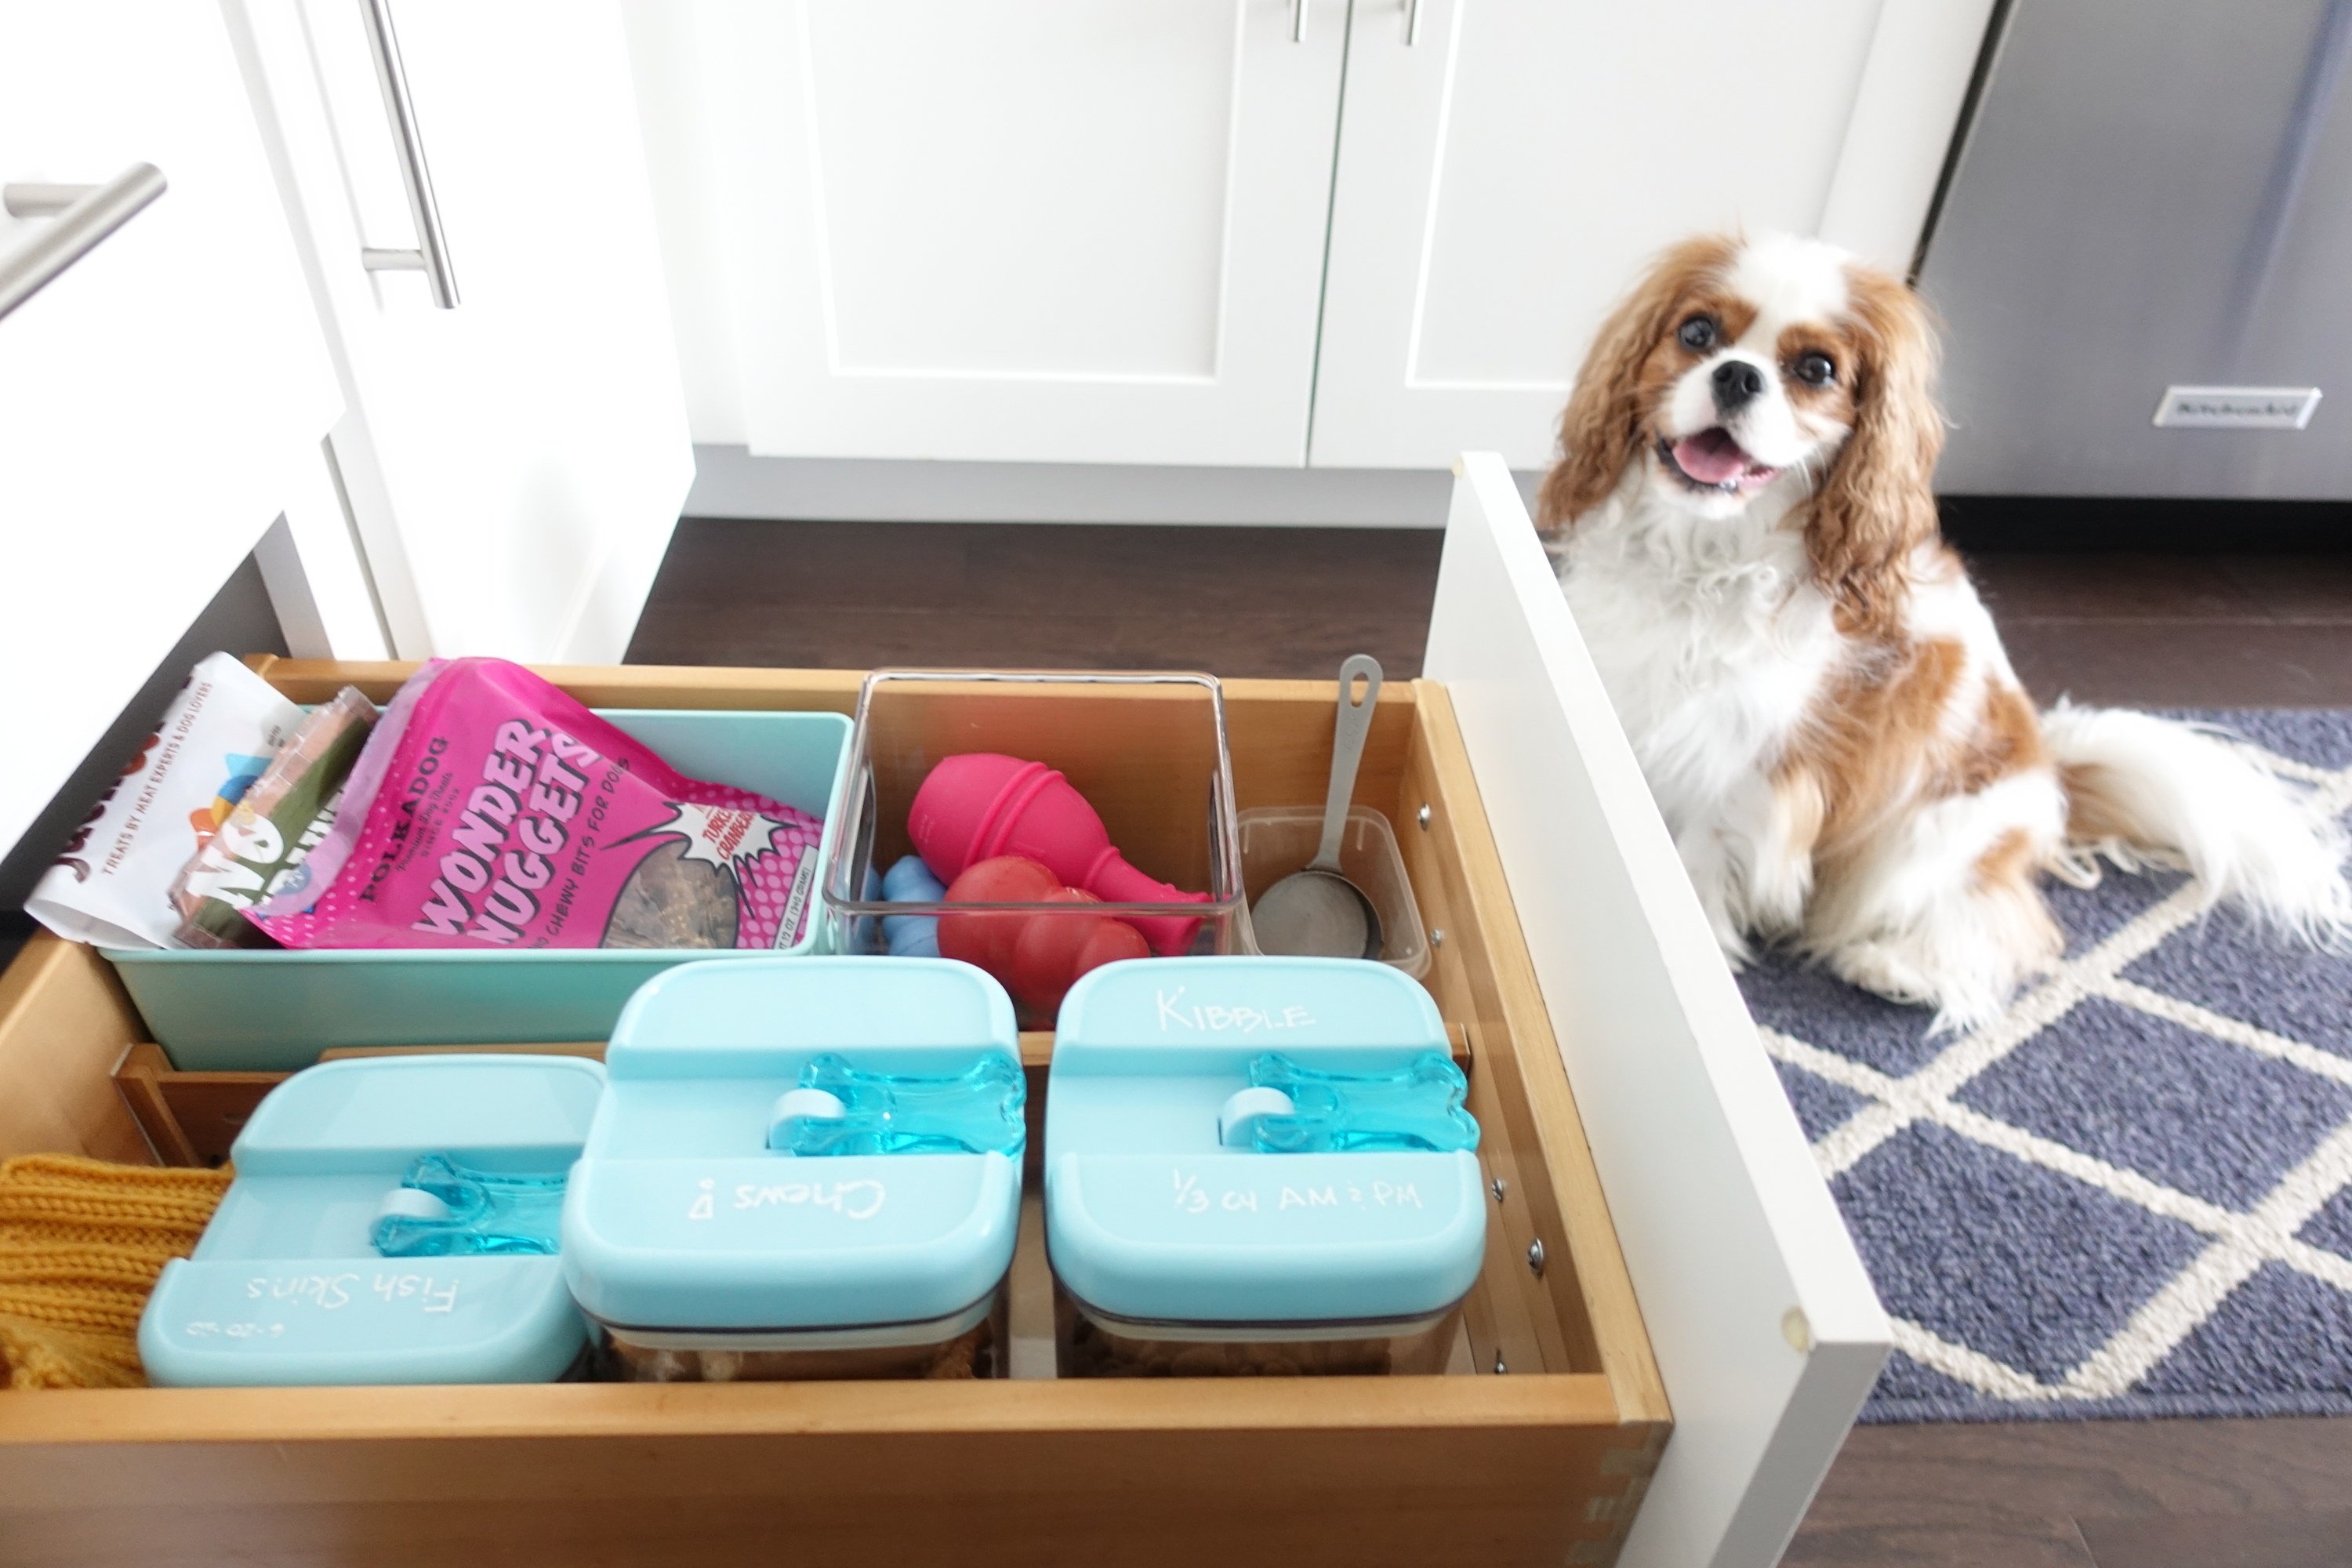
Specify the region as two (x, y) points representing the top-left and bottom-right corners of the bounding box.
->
(0, 660), (1669, 1568)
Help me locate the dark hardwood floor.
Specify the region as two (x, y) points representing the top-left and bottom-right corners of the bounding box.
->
(629, 518), (2352, 1566)
(626, 517), (1445, 680)
(1791, 1417), (2352, 1566)
(1969, 553), (2352, 709)
(630, 521), (2352, 709)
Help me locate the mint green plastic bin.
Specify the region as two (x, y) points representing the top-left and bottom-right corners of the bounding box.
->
(105, 709), (854, 1073)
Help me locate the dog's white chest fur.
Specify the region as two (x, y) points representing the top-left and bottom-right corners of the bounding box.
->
(1552, 479), (1837, 837)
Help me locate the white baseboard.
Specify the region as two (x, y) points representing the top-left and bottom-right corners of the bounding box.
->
(684, 446), (1543, 527)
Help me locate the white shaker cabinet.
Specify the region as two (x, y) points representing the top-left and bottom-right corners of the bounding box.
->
(0, 2), (354, 861)
(1310, 0), (1995, 470)
(230, 0), (694, 662)
(637, 1), (1991, 476)
(645, 0), (1348, 467)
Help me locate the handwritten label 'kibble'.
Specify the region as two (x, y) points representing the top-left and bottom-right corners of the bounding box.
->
(1156, 986), (1316, 1033)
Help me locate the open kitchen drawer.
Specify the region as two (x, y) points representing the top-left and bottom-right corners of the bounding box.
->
(0, 456), (1882, 1568)
(0, 661), (1668, 1565)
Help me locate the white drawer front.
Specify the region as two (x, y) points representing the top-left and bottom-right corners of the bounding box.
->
(230, 0), (695, 664)
(0, 2), (341, 858)
(1425, 453), (1889, 1568)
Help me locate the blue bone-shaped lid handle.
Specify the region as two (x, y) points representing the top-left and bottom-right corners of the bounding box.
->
(1220, 1051), (1479, 1154)
(768, 1052), (1026, 1156)
(370, 1154), (568, 1258)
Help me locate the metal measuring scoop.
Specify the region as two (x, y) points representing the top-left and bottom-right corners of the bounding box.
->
(1250, 655), (1385, 961)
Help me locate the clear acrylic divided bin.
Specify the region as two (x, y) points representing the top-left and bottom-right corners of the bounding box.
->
(820, 670), (1247, 1023)
(1237, 805), (1430, 977)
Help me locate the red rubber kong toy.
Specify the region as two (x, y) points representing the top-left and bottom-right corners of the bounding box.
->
(935, 855), (1060, 978)
(909, 753), (1208, 956)
(937, 858), (1149, 1022)
(1010, 887), (1149, 1018)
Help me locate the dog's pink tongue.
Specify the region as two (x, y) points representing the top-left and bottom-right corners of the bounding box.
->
(1672, 429), (1749, 485)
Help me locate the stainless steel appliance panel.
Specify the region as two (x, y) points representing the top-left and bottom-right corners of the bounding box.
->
(1921, 0), (2352, 499)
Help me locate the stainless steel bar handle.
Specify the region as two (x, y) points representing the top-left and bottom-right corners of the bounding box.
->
(1291, 0), (1308, 43)
(358, 0), (459, 307)
(1403, 0), (1424, 45)
(0, 163), (167, 324)
(5, 183), (106, 218)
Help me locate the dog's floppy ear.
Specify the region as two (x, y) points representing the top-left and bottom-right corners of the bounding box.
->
(1806, 264), (1944, 633)
(1537, 234), (1737, 532)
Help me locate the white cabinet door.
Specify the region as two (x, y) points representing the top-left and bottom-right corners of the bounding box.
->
(231, 0), (694, 663)
(1425, 453), (1890, 1568)
(1311, 0), (1994, 470)
(0, 2), (345, 859)
(662, 0), (1345, 467)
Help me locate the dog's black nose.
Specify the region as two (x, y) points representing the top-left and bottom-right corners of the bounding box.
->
(1712, 359), (1766, 412)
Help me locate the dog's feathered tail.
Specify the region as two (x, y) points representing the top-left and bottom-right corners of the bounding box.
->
(2043, 702), (2352, 941)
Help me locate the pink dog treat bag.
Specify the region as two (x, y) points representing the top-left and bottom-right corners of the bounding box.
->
(252, 659), (822, 951)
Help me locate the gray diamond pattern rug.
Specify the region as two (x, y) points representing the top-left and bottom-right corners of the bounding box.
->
(1740, 710), (2352, 1423)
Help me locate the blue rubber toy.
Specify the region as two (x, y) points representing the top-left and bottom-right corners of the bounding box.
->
(881, 853), (944, 957)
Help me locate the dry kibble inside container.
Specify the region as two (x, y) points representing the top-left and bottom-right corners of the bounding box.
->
(1044, 956), (1484, 1377)
(561, 956), (1024, 1381)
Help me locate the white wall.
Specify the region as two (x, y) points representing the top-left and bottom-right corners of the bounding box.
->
(681, 446), (1545, 527)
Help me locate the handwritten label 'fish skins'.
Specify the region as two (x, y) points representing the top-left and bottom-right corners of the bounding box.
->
(139, 1054), (604, 1386)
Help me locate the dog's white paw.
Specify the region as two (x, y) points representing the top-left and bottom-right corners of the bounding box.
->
(1824, 941), (1941, 1009)
(1824, 938), (2013, 1035)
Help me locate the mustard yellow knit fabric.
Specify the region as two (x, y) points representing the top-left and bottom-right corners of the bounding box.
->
(0, 1154), (230, 1389)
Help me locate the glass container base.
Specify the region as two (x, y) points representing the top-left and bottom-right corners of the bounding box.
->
(1054, 1284), (1461, 1377)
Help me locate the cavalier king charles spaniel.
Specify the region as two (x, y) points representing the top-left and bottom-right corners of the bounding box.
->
(1541, 231), (2351, 1030)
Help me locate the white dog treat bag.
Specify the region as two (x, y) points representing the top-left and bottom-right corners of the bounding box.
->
(27, 653), (305, 949)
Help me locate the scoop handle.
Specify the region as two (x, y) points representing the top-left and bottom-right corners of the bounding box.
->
(1312, 655), (1382, 872)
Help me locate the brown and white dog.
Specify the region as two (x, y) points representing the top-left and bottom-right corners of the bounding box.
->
(1541, 231), (2350, 1030)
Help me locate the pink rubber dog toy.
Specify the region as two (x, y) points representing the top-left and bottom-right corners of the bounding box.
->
(909, 753), (1208, 956)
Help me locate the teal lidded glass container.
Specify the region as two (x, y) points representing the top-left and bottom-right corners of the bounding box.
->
(1044, 956), (1486, 1377)
(140, 1054), (604, 1387)
(561, 956), (1025, 1381)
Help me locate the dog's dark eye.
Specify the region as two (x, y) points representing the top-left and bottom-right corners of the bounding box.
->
(1677, 315), (1718, 352)
(1793, 350), (1836, 387)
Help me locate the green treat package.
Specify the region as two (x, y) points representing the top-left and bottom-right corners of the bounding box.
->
(170, 686), (378, 949)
